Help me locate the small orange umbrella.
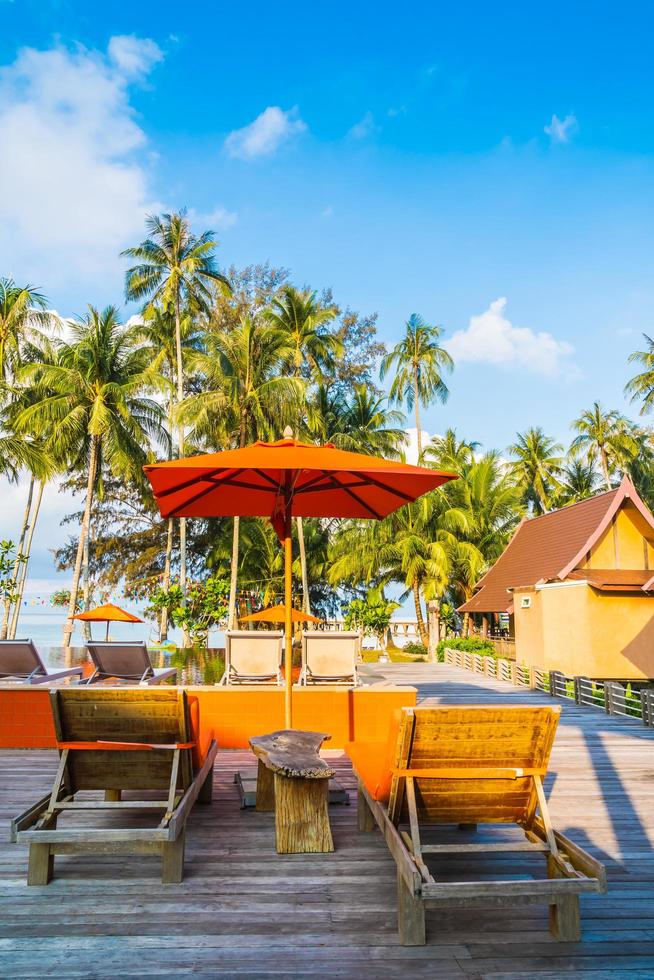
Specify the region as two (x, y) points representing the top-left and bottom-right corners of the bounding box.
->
(73, 602), (143, 641)
(241, 603), (320, 625)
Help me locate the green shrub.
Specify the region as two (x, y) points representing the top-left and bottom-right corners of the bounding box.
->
(402, 641), (428, 656)
(436, 636), (496, 663)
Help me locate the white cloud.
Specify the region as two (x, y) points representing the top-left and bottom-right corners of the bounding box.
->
(348, 111), (378, 140)
(225, 106), (307, 160)
(544, 113), (578, 144)
(107, 35), (163, 78)
(447, 298), (575, 377)
(404, 428), (429, 465)
(321, 205), (334, 219)
(188, 205), (238, 230)
(0, 38), (162, 290)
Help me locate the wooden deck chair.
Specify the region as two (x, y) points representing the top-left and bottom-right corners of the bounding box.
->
(11, 688), (217, 885)
(350, 705), (606, 945)
(220, 630), (283, 685)
(0, 639), (83, 684)
(83, 641), (176, 685)
(300, 630), (361, 685)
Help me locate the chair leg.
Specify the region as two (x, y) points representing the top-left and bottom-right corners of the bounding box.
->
(357, 783), (376, 832)
(397, 868), (425, 945)
(161, 831), (185, 884)
(549, 895), (581, 941)
(198, 766), (214, 804)
(27, 843), (53, 885)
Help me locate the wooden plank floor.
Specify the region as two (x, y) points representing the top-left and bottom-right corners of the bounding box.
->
(3, 664), (654, 978)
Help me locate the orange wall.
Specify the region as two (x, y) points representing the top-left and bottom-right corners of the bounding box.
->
(0, 685), (417, 750)
(515, 582), (654, 679)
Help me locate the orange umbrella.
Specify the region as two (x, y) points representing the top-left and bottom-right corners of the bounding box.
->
(73, 602), (143, 641)
(241, 603), (321, 625)
(144, 431), (456, 726)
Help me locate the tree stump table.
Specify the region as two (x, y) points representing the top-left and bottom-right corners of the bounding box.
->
(249, 730), (335, 854)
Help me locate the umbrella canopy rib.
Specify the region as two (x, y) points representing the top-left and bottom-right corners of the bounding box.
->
(166, 469), (247, 516)
(326, 472), (383, 519)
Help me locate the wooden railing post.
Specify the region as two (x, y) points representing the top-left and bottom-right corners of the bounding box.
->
(604, 681), (624, 716)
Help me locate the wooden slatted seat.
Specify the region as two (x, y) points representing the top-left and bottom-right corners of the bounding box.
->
(350, 705), (606, 945)
(11, 688), (217, 885)
(250, 729), (335, 853)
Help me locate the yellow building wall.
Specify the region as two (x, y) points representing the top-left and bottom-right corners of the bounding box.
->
(515, 582), (654, 679)
(584, 504), (654, 570)
(513, 589), (545, 668)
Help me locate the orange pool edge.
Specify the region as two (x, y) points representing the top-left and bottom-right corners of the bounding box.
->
(0, 684), (418, 750)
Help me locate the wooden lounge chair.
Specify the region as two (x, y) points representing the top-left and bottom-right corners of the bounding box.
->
(300, 630), (361, 685)
(11, 688), (217, 884)
(220, 630), (283, 685)
(0, 639), (83, 684)
(350, 705), (606, 945)
(82, 641), (176, 685)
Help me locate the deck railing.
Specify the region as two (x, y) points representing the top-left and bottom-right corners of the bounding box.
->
(444, 647), (653, 727)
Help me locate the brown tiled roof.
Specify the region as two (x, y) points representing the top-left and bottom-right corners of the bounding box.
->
(460, 487), (622, 613)
(567, 569), (654, 592)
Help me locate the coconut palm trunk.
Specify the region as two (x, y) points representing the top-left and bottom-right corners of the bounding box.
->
(228, 423), (248, 630)
(159, 398), (175, 641)
(227, 516), (240, 629)
(159, 518), (174, 640)
(174, 294), (190, 646)
(9, 480), (44, 639)
(412, 578), (429, 646)
(62, 436), (99, 648)
(600, 447), (611, 489)
(82, 527), (92, 642)
(296, 516), (311, 614)
(413, 364), (423, 458)
(0, 477), (33, 640)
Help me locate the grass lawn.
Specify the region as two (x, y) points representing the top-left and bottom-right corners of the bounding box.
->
(360, 646), (427, 664)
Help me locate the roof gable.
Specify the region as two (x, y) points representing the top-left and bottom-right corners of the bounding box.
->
(459, 477), (654, 614)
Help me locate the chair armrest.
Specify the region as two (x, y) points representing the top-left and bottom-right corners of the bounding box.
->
(56, 740), (196, 751)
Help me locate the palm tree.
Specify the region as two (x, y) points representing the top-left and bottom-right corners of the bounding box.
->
(447, 452), (522, 634)
(380, 314), (453, 458)
(329, 492), (471, 647)
(508, 427), (563, 513)
(0, 279), (51, 382)
(555, 458), (601, 505)
(307, 383), (405, 458)
(179, 316), (303, 627)
(424, 428), (480, 472)
(0, 353), (59, 639)
(626, 334), (654, 414)
(570, 402), (638, 490)
(122, 211), (231, 595)
(137, 306), (204, 639)
(265, 286), (340, 379)
(17, 306), (167, 647)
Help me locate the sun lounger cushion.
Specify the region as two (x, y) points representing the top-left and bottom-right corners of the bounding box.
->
(345, 710), (401, 803)
(187, 695), (212, 770)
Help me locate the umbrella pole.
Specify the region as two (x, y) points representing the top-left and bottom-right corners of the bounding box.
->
(105, 621), (109, 642)
(284, 510), (293, 729)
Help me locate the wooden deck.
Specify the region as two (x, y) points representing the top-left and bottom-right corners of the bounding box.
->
(3, 663), (654, 977)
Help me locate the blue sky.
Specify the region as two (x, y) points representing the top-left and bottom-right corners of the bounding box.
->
(3, 1), (654, 583)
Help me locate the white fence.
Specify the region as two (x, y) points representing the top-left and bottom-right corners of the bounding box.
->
(444, 647), (652, 726)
